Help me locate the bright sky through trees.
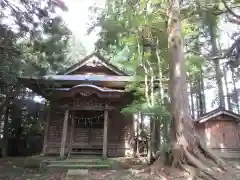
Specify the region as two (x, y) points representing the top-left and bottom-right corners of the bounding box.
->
(61, 0), (105, 52)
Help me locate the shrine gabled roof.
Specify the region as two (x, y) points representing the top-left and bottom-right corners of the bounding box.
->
(19, 74), (133, 85)
(195, 107), (240, 123)
(18, 74), (134, 97)
(60, 52), (128, 76)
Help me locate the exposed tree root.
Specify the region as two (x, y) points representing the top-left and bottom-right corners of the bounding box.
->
(180, 164), (199, 180)
(144, 137), (237, 180)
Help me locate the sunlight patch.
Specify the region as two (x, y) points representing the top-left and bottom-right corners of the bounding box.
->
(175, 63), (181, 77)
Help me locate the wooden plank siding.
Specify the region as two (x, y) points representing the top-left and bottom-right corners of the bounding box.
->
(196, 115), (240, 158)
(44, 105), (133, 157)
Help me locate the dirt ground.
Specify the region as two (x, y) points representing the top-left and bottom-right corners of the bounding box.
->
(0, 156), (240, 180)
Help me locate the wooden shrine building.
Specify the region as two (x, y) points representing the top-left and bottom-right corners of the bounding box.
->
(19, 53), (134, 158)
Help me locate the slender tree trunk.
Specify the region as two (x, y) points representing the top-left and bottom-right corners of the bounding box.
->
(154, 116), (160, 152)
(197, 67), (206, 116)
(223, 66), (232, 110)
(151, 116), (156, 157)
(156, 44), (165, 101)
(189, 82), (195, 119)
(230, 66), (240, 113)
(214, 59), (225, 108)
(199, 66), (206, 114)
(197, 95), (201, 118)
(136, 113), (140, 156)
(148, 117), (153, 161)
(209, 25), (225, 108)
(2, 105), (9, 157)
(195, 39), (206, 116)
(156, 47), (164, 150)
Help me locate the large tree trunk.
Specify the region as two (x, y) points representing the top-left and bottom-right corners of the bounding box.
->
(147, 0), (232, 179)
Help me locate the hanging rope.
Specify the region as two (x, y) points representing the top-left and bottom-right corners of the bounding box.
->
(69, 113), (104, 128)
(69, 113), (104, 121)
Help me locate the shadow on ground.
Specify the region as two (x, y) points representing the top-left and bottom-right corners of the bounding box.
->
(1, 156), (240, 180)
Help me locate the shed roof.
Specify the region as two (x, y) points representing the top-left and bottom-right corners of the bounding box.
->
(195, 107), (240, 123)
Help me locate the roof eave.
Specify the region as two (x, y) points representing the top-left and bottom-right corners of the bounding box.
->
(196, 110), (240, 123)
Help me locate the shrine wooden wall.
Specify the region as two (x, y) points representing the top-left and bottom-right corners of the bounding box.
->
(107, 109), (133, 157)
(44, 100), (134, 157)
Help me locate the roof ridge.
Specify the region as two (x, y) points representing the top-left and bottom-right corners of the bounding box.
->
(195, 107), (240, 123)
(58, 52), (128, 76)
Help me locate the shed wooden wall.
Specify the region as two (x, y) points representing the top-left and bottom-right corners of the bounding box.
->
(44, 104), (133, 157)
(195, 115), (240, 158)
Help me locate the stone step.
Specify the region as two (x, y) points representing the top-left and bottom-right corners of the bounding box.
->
(47, 163), (111, 169)
(67, 169), (89, 180)
(43, 159), (105, 164)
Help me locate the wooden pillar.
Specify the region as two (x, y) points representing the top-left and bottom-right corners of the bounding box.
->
(68, 111), (75, 158)
(103, 104), (108, 158)
(41, 105), (51, 155)
(60, 109), (69, 158)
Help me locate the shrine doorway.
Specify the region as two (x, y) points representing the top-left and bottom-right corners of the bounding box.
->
(71, 110), (104, 155)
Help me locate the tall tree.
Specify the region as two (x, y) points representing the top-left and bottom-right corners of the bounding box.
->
(151, 0), (231, 179)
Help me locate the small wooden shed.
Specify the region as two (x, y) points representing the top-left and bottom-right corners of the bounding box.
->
(19, 53), (135, 158)
(195, 108), (240, 158)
